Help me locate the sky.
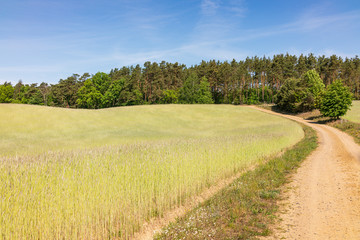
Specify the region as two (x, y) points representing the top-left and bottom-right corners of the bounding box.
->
(1, 0), (360, 84)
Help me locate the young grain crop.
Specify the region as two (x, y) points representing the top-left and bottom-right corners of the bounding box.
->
(343, 100), (360, 123)
(0, 104), (303, 239)
(155, 125), (317, 239)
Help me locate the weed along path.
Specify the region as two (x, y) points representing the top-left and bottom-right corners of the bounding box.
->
(251, 106), (360, 239)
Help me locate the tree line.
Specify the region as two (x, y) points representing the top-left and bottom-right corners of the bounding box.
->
(275, 69), (352, 118)
(1, 53), (359, 108)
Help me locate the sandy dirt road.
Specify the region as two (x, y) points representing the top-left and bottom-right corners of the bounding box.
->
(252, 106), (360, 240)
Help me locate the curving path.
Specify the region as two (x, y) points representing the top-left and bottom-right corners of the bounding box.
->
(251, 106), (360, 240)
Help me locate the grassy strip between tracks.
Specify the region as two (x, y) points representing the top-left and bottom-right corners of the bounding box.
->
(155, 124), (317, 240)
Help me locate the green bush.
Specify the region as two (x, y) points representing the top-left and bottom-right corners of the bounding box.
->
(320, 80), (352, 119)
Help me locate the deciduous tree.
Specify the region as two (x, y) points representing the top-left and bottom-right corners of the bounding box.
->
(320, 80), (352, 119)
(0, 83), (14, 103)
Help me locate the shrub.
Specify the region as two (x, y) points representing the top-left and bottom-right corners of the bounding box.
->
(320, 80), (352, 119)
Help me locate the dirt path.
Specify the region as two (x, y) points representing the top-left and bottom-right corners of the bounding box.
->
(251, 106), (360, 240)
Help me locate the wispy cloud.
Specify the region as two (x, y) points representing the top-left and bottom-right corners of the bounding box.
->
(194, 0), (246, 42)
(135, 6), (360, 67)
(1, 0), (359, 84)
(294, 10), (360, 31)
(204, 9), (360, 45)
(73, 5), (360, 69)
(226, 0), (246, 17)
(73, 40), (249, 69)
(200, 0), (220, 16)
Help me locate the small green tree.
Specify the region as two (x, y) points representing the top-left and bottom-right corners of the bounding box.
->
(179, 73), (198, 104)
(197, 76), (213, 104)
(300, 69), (325, 110)
(320, 80), (352, 119)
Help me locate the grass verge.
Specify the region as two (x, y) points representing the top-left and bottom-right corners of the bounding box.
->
(155, 125), (317, 240)
(328, 120), (360, 144)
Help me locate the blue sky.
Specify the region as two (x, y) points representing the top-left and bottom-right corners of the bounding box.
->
(1, 0), (360, 84)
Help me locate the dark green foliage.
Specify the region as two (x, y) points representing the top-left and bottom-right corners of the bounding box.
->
(156, 126), (317, 240)
(197, 77), (214, 104)
(102, 78), (125, 107)
(320, 80), (353, 119)
(3, 54), (360, 108)
(26, 84), (44, 105)
(179, 73), (214, 104)
(125, 89), (144, 106)
(11, 81), (42, 104)
(244, 88), (260, 105)
(50, 74), (85, 107)
(12, 83), (44, 105)
(38, 82), (51, 105)
(274, 78), (302, 112)
(275, 70), (325, 112)
(12, 81), (25, 103)
(179, 72), (199, 104)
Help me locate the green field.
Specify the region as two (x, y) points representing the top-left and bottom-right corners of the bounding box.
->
(343, 100), (360, 123)
(0, 104), (303, 239)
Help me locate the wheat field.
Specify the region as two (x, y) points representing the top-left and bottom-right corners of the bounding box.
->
(343, 100), (360, 123)
(0, 104), (303, 239)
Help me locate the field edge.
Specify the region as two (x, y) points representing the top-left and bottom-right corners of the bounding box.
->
(155, 124), (317, 239)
